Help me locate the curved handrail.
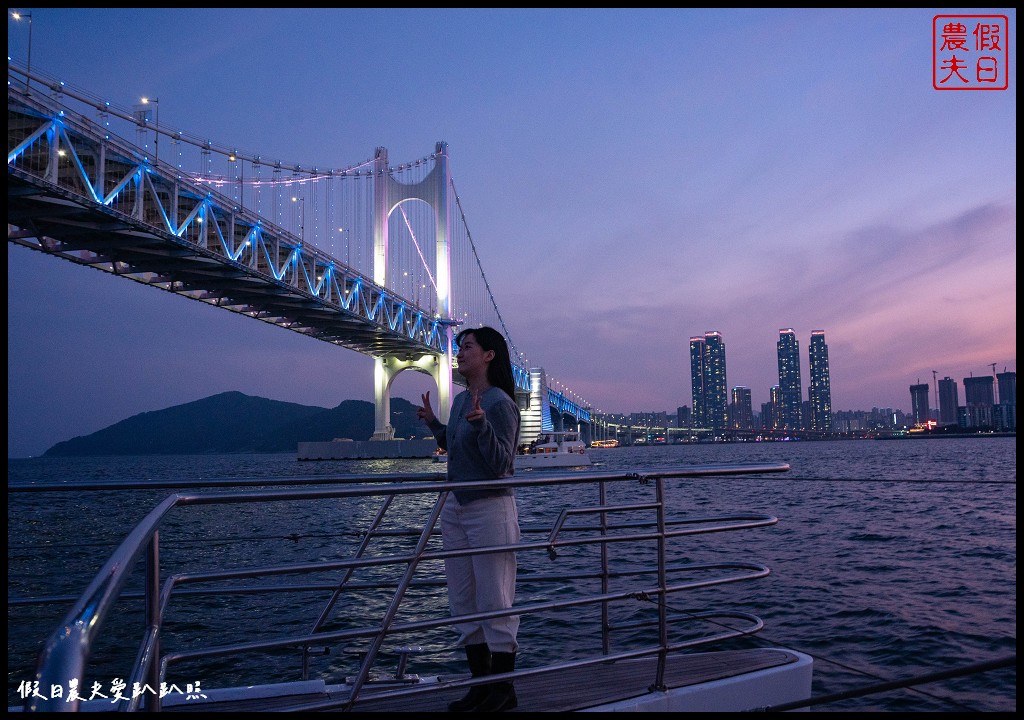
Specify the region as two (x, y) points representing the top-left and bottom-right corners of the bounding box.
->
(21, 463), (790, 711)
(25, 494), (181, 711)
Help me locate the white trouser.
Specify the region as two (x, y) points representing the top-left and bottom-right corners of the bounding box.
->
(440, 493), (520, 653)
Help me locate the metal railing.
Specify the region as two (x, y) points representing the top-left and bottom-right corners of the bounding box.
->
(18, 462), (789, 711)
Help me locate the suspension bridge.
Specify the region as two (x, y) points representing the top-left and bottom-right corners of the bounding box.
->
(6, 62), (592, 449)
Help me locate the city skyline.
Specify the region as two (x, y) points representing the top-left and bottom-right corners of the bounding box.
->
(6, 8), (1017, 458)
(602, 323), (1011, 424)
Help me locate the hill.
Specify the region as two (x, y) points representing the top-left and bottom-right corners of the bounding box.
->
(42, 391), (429, 456)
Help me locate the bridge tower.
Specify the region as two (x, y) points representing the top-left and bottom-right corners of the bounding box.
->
(520, 368), (554, 444)
(371, 142), (454, 439)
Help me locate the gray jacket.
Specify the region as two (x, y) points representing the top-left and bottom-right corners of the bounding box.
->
(428, 386), (520, 503)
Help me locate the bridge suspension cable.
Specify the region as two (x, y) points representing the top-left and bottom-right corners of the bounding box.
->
(397, 203), (437, 292)
(450, 177), (524, 367)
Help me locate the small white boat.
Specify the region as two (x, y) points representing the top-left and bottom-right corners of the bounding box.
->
(516, 431), (592, 469)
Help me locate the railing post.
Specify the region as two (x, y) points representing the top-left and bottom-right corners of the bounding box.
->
(599, 479), (611, 655)
(342, 491), (448, 710)
(652, 476), (668, 692)
(145, 533), (161, 711)
(301, 494), (397, 680)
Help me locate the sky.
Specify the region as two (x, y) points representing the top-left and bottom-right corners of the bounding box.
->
(7, 8), (1017, 458)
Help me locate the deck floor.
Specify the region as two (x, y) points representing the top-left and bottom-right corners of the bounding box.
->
(163, 648), (799, 712)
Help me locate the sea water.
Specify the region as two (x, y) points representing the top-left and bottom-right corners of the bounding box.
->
(7, 438), (1016, 711)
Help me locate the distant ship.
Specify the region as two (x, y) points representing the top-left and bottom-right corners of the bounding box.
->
(516, 431), (592, 469)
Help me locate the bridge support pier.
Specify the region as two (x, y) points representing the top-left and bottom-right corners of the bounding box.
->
(372, 353), (452, 440)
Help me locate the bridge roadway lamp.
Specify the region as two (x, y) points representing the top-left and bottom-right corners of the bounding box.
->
(11, 11), (33, 95)
(141, 97), (159, 163)
(292, 196), (305, 241)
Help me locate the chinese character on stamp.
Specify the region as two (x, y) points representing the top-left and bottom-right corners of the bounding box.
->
(933, 15), (1009, 90)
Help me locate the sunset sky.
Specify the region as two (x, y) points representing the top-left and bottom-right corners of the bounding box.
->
(7, 8), (1016, 457)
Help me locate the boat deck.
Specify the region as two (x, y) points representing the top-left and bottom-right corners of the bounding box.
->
(161, 648), (800, 712)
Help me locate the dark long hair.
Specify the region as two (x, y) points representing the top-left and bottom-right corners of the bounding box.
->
(456, 326), (517, 401)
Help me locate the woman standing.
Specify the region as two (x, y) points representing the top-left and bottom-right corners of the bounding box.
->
(418, 326), (521, 713)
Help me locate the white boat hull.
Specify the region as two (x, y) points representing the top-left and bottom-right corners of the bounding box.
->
(516, 453), (592, 469)
(131, 648), (813, 713)
(583, 651), (813, 712)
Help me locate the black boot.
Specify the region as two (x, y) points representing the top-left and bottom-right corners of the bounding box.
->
(447, 643), (491, 712)
(474, 651), (517, 712)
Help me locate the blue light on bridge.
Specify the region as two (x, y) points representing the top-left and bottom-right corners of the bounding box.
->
(8, 85), (595, 416)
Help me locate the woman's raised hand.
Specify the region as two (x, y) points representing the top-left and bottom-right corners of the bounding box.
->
(466, 389), (485, 422)
(417, 391), (437, 425)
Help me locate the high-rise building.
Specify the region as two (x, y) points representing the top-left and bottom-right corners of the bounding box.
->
(995, 371), (1016, 431)
(807, 330), (832, 432)
(630, 411), (668, 427)
(765, 385), (781, 430)
(938, 376), (959, 425)
(776, 329), (802, 431)
(689, 337), (706, 429)
(731, 386), (753, 430)
(963, 375), (995, 428)
(689, 331), (728, 431)
(996, 371), (1015, 405)
(676, 405), (691, 429)
(703, 332), (728, 430)
(909, 383), (931, 425)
